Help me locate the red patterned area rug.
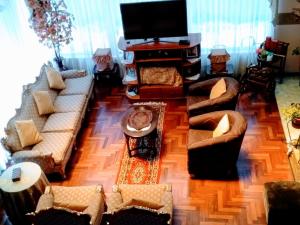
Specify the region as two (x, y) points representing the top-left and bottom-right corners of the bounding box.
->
(116, 102), (166, 184)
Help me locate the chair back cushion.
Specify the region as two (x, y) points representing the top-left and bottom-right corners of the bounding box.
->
(209, 78), (226, 99)
(213, 113), (230, 137)
(27, 207), (91, 225)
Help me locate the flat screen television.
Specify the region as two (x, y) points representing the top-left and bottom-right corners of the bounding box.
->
(120, 0), (188, 41)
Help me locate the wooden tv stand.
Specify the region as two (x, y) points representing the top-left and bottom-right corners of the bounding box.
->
(119, 33), (201, 101)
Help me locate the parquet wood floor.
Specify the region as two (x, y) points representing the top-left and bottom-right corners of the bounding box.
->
(51, 84), (293, 225)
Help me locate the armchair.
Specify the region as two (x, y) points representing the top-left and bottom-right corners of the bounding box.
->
(264, 181), (300, 225)
(27, 185), (105, 225)
(104, 184), (173, 225)
(187, 77), (240, 117)
(187, 110), (247, 177)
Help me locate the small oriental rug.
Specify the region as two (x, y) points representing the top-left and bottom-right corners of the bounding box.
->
(116, 102), (166, 184)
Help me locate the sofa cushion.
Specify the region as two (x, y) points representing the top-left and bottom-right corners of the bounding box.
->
(33, 91), (55, 115)
(15, 120), (43, 148)
(210, 78), (226, 99)
(54, 95), (86, 113)
(59, 75), (93, 96)
(46, 66), (66, 90)
(118, 199), (163, 210)
(42, 112), (80, 132)
(213, 113), (230, 138)
(32, 132), (73, 164)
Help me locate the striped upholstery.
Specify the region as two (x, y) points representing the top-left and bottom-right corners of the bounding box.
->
(54, 95), (86, 113)
(32, 132), (73, 164)
(59, 75), (93, 96)
(42, 112), (80, 132)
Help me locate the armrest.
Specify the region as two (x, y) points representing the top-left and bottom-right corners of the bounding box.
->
(60, 70), (86, 79)
(12, 150), (55, 174)
(158, 191), (173, 215)
(188, 78), (218, 95)
(189, 112), (222, 130)
(36, 193), (54, 212)
(83, 187), (105, 225)
(107, 191), (123, 212)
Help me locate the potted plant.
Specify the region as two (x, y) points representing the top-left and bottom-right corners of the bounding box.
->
(25, 0), (74, 70)
(282, 103), (300, 127)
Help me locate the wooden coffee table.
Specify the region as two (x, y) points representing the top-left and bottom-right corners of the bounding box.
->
(121, 105), (159, 158)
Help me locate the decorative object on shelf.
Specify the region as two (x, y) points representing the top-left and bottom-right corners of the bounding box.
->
(92, 48), (113, 72)
(25, 0), (74, 70)
(282, 103), (300, 127)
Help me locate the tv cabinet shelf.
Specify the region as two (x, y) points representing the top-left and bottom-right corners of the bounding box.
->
(119, 33), (201, 101)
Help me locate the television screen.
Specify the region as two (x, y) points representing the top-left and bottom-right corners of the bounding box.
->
(120, 0), (188, 40)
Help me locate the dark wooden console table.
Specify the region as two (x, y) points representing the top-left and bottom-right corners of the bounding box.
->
(118, 33), (201, 101)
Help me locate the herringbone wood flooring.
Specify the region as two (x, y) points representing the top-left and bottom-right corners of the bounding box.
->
(51, 84), (293, 225)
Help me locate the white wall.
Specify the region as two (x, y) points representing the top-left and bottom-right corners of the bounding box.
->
(274, 0), (300, 72)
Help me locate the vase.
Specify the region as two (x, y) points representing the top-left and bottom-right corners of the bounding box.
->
(54, 57), (67, 71)
(292, 117), (300, 129)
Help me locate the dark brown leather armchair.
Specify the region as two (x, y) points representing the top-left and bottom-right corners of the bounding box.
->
(187, 77), (240, 117)
(187, 110), (247, 178)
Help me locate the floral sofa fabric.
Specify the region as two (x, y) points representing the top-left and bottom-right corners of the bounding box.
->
(1, 64), (94, 178)
(27, 185), (105, 225)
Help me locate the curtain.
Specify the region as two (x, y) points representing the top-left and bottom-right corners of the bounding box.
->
(0, 0), (273, 169)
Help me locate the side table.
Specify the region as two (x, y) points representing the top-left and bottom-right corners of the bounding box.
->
(93, 63), (121, 85)
(205, 63), (234, 78)
(121, 105), (159, 159)
(0, 162), (49, 225)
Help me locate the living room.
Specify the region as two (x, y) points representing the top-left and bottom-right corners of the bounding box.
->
(0, 0), (300, 225)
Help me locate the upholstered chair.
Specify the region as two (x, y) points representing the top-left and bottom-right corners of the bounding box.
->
(187, 77), (240, 117)
(27, 185), (105, 225)
(263, 181), (300, 225)
(104, 184), (173, 225)
(187, 110), (247, 178)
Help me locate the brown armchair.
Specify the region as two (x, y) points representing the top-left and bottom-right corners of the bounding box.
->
(187, 77), (240, 117)
(104, 184), (173, 225)
(26, 185), (105, 225)
(187, 110), (247, 178)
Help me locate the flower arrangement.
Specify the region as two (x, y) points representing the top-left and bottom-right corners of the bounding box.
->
(282, 103), (300, 121)
(26, 0), (74, 69)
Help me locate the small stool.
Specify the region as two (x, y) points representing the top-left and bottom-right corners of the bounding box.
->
(263, 181), (300, 225)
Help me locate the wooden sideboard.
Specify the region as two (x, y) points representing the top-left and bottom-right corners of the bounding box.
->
(119, 33), (201, 101)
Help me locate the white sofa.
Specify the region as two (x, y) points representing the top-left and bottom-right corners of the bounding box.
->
(1, 63), (94, 178)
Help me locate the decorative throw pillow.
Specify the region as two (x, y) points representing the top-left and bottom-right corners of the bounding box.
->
(209, 78), (226, 99)
(33, 91), (55, 115)
(15, 120), (43, 148)
(213, 114), (230, 138)
(117, 198), (163, 210)
(46, 66), (66, 89)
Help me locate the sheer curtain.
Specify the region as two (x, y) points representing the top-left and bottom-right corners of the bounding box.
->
(0, 0), (273, 169)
